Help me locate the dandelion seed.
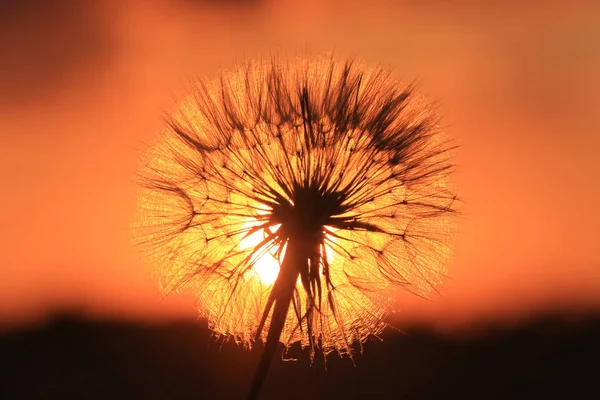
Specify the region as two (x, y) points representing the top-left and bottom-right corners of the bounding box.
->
(134, 55), (458, 399)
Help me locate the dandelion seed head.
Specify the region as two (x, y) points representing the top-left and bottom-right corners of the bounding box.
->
(134, 55), (458, 356)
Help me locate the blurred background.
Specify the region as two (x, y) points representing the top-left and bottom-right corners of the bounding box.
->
(1, 0), (599, 398)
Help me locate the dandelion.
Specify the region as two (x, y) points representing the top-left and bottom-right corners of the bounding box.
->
(134, 55), (458, 399)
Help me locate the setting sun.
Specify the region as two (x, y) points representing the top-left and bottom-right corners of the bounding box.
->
(240, 224), (283, 286)
(240, 223), (338, 286)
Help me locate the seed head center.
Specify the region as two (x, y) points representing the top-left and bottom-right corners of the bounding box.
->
(270, 185), (343, 241)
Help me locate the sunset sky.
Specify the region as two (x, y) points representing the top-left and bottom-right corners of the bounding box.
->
(1, 0), (599, 334)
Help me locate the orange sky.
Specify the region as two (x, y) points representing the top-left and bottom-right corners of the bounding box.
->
(1, 0), (599, 333)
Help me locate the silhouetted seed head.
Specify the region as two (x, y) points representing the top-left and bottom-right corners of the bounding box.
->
(134, 55), (458, 358)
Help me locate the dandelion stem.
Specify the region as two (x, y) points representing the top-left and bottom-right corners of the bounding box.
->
(247, 239), (303, 400)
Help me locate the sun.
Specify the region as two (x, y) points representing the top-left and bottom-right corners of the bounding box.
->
(239, 223), (282, 285)
(240, 223), (337, 286)
(253, 260), (280, 285)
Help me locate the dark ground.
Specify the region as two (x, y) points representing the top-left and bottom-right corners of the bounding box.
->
(1, 312), (599, 399)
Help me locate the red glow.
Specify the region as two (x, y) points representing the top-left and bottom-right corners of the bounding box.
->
(1, 0), (599, 333)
